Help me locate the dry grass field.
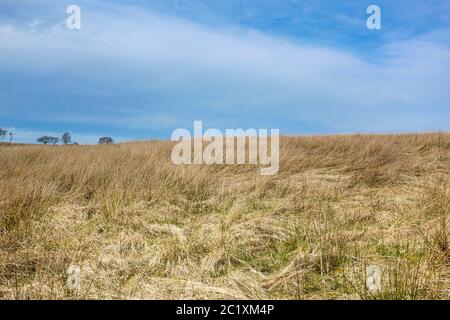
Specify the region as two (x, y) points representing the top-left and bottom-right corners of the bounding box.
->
(0, 133), (449, 300)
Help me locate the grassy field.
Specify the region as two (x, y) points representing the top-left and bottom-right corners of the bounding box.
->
(0, 133), (449, 299)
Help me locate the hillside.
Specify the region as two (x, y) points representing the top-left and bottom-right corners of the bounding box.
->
(0, 133), (449, 299)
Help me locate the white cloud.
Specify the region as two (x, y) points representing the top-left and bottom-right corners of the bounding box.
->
(0, 1), (449, 135)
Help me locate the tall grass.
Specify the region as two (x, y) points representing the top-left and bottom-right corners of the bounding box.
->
(0, 133), (449, 299)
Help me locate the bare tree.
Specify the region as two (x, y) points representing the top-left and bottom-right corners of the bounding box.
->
(61, 132), (72, 145)
(98, 137), (114, 145)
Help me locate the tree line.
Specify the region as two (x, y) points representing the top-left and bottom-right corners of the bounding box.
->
(0, 128), (114, 145)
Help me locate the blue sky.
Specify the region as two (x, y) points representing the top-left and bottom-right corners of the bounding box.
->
(0, 0), (450, 143)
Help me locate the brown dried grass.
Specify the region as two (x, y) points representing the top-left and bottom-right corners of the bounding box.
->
(0, 133), (449, 299)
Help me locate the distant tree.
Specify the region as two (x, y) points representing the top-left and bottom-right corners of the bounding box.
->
(98, 137), (114, 145)
(37, 136), (59, 145)
(9, 132), (13, 143)
(61, 132), (72, 145)
(50, 137), (60, 145)
(37, 136), (49, 145)
(0, 128), (7, 140)
(73, 142), (79, 145)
